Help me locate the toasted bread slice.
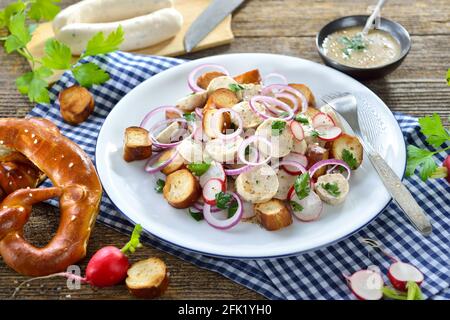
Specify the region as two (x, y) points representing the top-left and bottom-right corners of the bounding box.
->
(126, 257), (169, 299)
(123, 127), (152, 162)
(202, 108), (231, 139)
(254, 199), (292, 231)
(158, 149), (186, 175)
(163, 169), (201, 208)
(306, 144), (329, 178)
(197, 71), (226, 90)
(59, 85), (95, 125)
(288, 83), (316, 108)
(330, 133), (363, 170)
(208, 88), (239, 108)
(233, 69), (262, 84)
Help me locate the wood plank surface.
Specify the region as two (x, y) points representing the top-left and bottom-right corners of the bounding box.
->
(0, 0), (449, 300)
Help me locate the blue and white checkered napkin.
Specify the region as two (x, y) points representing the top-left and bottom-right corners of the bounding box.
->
(29, 52), (450, 300)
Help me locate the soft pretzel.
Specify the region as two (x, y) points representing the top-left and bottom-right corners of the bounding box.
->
(0, 118), (102, 276)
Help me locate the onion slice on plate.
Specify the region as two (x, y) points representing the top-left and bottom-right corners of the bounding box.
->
(279, 155), (308, 175)
(309, 159), (351, 180)
(211, 108), (243, 140)
(249, 96), (294, 121)
(188, 64), (230, 93)
(203, 192), (243, 230)
(144, 149), (179, 174)
(140, 105), (183, 130)
(262, 72), (288, 86)
(261, 84), (307, 114)
(238, 135), (272, 166)
(148, 118), (194, 148)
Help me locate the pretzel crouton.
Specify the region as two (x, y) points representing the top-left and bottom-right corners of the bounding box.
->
(59, 85), (95, 125)
(234, 69), (262, 84)
(126, 258), (169, 299)
(197, 71), (226, 90)
(208, 88), (239, 108)
(330, 133), (363, 170)
(202, 108), (231, 139)
(254, 199), (292, 231)
(158, 148), (186, 175)
(163, 169), (200, 208)
(123, 127), (152, 162)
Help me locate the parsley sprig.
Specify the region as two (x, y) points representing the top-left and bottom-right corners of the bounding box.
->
(342, 149), (358, 170)
(321, 182), (341, 197)
(406, 114), (450, 181)
(215, 191), (238, 218)
(294, 172), (311, 200)
(271, 120), (286, 136)
(0, 0), (124, 103)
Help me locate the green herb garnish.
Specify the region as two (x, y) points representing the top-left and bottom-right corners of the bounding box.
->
(294, 115), (309, 124)
(446, 68), (450, 86)
(290, 200), (304, 212)
(294, 172), (310, 200)
(310, 130), (320, 138)
(183, 112), (196, 122)
(215, 191), (238, 218)
(187, 162), (211, 176)
(120, 224), (143, 254)
(245, 145), (250, 156)
(406, 114), (450, 181)
(271, 120), (286, 136)
(189, 208), (204, 221)
(342, 149), (358, 170)
(339, 34), (367, 57)
(321, 182), (341, 197)
(154, 179), (165, 193)
(383, 281), (423, 300)
(229, 83), (244, 92)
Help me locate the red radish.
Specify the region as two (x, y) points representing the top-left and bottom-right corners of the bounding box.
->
(202, 178), (226, 205)
(288, 187), (323, 222)
(199, 162), (226, 187)
(444, 155), (450, 183)
(289, 121), (305, 141)
(282, 153), (308, 175)
(345, 269), (384, 300)
(387, 261), (424, 292)
(312, 112), (335, 128)
(315, 125), (342, 141)
(12, 225), (143, 297)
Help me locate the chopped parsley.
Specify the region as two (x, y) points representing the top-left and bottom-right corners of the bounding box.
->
(310, 130), (320, 138)
(229, 83), (244, 92)
(189, 208), (204, 221)
(294, 172), (311, 200)
(321, 182), (341, 197)
(290, 200), (304, 212)
(154, 179), (165, 193)
(187, 162), (211, 176)
(294, 115), (309, 124)
(271, 120), (286, 136)
(339, 34), (367, 57)
(342, 149), (358, 170)
(215, 191), (238, 218)
(183, 112), (196, 122)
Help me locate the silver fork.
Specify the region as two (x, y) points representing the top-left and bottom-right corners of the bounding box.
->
(321, 92), (432, 236)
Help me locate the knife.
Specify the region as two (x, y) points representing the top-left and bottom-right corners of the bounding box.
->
(184, 0), (245, 52)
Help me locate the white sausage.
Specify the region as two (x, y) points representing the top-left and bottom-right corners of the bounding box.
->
(55, 8), (183, 55)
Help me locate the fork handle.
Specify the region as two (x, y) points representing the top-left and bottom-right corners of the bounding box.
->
(367, 152), (432, 236)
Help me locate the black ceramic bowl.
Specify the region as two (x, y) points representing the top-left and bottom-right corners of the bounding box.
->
(316, 15), (411, 79)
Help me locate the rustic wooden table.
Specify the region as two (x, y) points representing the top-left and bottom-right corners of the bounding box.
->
(0, 0), (449, 300)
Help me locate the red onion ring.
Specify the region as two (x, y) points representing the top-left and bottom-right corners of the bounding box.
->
(192, 202), (221, 213)
(211, 108), (243, 140)
(144, 149), (178, 174)
(203, 192), (243, 230)
(224, 148), (258, 176)
(274, 92), (298, 114)
(188, 64), (230, 93)
(195, 107), (204, 119)
(276, 160), (307, 175)
(140, 106), (183, 130)
(263, 73), (288, 85)
(308, 159), (351, 180)
(261, 84), (307, 114)
(238, 135), (272, 166)
(148, 118), (196, 148)
(249, 96), (294, 121)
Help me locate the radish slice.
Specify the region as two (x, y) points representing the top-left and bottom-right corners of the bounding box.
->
(315, 125), (342, 141)
(388, 262), (424, 292)
(288, 188), (323, 222)
(203, 192), (243, 230)
(202, 178), (226, 205)
(346, 270), (384, 300)
(281, 153), (308, 175)
(289, 120), (305, 141)
(312, 112), (335, 128)
(199, 162), (226, 188)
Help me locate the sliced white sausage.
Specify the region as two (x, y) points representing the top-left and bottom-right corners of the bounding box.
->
(314, 173), (349, 205)
(238, 83), (262, 101)
(255, 119), (293, 158)
(176, 92), (208, 112)
(274, 168), (297, 200)
(204, 136), (243, 163)
(55, 8), (183, 55)
(155, 121), (180, 144)
(235, 164), (279, 203)
(207, 76), (238, 94)
(176, 138), (210, 163)
(292, 138), (307, 154)
(232, 101), (264, 129)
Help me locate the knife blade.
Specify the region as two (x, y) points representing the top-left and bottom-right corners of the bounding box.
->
(184, 0), (245, 52)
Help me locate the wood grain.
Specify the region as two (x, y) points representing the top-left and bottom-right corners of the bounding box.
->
(0, 0), (449, 300)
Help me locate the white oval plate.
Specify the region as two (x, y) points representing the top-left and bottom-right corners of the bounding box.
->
(96, 53), (406, 259)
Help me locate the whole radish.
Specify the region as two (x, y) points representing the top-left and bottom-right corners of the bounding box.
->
(442, 155), (450, 183)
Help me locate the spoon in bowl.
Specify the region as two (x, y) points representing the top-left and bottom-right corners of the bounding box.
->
(362, 0), (388, 36)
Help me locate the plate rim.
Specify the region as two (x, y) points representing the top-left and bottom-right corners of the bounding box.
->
(95, 52), (406, 259)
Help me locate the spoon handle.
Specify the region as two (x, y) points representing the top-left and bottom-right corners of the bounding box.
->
(362, 0), (387, 35)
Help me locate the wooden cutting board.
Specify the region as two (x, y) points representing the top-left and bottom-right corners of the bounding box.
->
(26, 0), (234, 83)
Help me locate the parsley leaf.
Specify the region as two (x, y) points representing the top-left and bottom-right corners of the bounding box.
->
(229, 83), (244, 92)
(342, 149), (358, 170)
(187, 162), (211, 176)
(215, 191), (232, 210)
(418, 113), (450, 148)
(406, 145), (437, 181)
(321, 182), (341, 197)
(41, 38), (72, 70)
(72, 62), (110, 87)
(4, 12), (31, 53)
(271, 120), (286, 136)
(294, 172), (310, 200)
(294, 115), (309, 124)
(189, 208), (204, 221)
(183, 112), (196, 122)
(290, 200), (303, 212)
(339, 34), (367, 57)
(16, 66), (52, 103)
(28, 0), (60, 22)
(227, 199), (238, 218)
(154, 179), (165, 193)
(0, 1), (26, 29)
(81, 25), (124, 57)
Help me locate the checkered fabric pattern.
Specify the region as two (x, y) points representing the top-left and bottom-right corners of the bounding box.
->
(28, 52), (450, 300)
